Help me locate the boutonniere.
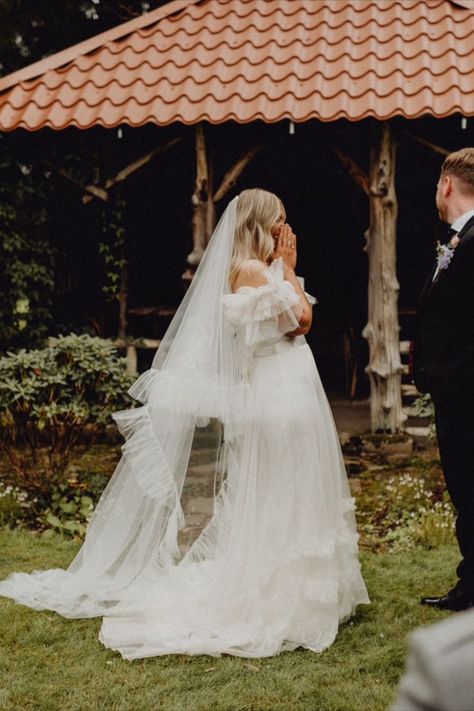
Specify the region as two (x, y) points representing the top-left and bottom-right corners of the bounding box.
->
(435, 234), (460, 272)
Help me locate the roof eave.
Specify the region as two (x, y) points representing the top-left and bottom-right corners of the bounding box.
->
(0, 0), (199, 94)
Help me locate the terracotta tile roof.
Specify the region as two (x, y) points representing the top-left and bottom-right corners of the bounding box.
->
(0, 0), (473, 131)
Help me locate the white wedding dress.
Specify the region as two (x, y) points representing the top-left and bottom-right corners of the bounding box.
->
(0, 256), (369, 659)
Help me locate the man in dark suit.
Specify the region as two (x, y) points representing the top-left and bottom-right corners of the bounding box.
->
(413, 147), (474, 612)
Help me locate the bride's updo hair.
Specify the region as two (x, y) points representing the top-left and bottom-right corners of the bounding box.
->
(230, 188), (285, 287)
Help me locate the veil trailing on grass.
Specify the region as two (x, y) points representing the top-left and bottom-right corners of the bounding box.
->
(0, 196), (243, 617)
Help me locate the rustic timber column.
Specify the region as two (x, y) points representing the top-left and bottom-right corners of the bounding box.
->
(184, 129), (261, 283)
(205, 156), (216, 245)
(363, 122), (405, 432)
(188, 124), (208, 268)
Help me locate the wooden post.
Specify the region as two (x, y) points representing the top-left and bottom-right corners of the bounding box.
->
(363, 122), (405, 432)
(126, 344), (137, 376)
(183, 128), (261, 283)
(188, 124), (208, 268)
(205, 155), (216, 244)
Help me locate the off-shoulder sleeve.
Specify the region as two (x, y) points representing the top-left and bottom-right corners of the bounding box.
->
(222, 258), (303, 346)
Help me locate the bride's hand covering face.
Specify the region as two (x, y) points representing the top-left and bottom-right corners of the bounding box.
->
(229, 188), (288, 289)
(229, 188), (312, 335)
(272, 222), (297, 272)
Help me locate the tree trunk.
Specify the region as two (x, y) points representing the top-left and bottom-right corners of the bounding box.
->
(183, 134), (261, 283)
(363, 122), (405, 433)
(188, 124), (208, 268)
(205, 155), (216, 244)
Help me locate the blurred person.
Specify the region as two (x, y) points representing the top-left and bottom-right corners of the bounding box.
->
(391, 609), (474, 711)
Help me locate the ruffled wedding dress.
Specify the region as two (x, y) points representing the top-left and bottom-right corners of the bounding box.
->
(0, 257), (369, 660)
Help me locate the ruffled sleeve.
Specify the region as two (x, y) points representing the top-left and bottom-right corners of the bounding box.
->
(222, 258), (304, 347)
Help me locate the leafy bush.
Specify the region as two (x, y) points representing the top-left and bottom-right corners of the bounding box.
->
(0, 154), (55, 352)
(0, 466), (112, 540)
(0, 334), (134, 493)
(413, 392), (436, 439)
(383, 499), (455, 552)
(0, 483), (35, 528)
(37, 481), (95, 539)
(379, 472), (455, 551)
(357, 461), (455, 552)
(0, 479), (102, 540)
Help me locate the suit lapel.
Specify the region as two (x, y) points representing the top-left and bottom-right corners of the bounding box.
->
(419, 264), (437, 303)
(420, 215), (474, 305)
(455, 213), (474, 242)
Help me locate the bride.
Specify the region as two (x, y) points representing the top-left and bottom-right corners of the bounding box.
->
(0, 189), (369, 659)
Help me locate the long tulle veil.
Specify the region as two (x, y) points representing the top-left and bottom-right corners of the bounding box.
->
(0, 196), (243, 617)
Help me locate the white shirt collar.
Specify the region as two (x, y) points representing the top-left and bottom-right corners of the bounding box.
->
(450, 208), (474, 233)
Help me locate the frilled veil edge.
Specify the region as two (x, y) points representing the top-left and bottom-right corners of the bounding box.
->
(0, 197), (248, 618)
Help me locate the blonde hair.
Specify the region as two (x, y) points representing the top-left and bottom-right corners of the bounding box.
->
(441, 147), (474, 195)
(230, 188), (285, 287)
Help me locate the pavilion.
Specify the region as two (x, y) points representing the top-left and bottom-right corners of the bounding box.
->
(1, 0), (473, 432)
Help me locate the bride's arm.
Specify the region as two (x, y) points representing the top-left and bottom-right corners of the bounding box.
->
(273, 224), (312, 336)
(282, 266), (312, 335)
(232, 259), (311, 337)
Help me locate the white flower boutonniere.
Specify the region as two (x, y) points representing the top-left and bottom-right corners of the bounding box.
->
(435, 234), (460, 272)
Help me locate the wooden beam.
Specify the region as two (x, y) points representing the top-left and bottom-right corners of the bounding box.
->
(113, 338), (161, 349)
(44, 161), (109, 201)
(214, 145), (263, 202)
(362, 123), (405, 433)
(82, 137), (182, 204)
(406, 133), (449, 157)
(334, 149), (370, 196)
(127, 306), (176, 317)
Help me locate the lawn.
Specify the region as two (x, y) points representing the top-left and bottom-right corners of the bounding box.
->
(0, 528), (458, 711)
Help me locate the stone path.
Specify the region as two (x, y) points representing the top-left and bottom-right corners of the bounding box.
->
(177, 397), (373, 553)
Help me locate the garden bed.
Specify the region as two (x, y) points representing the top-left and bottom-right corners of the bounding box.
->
(0, 441), (458, 710)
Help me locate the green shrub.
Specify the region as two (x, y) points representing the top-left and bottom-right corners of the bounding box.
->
(0, 470), (112, 540)
(0, 483), (35, 528)
(0, 155), (55, 352)
(384, 497), (455, 552)
(413, 392), (436, 439)
(357, 463), (455, 552)
(36, 481), (95, 539)
(0, 334), (134, 493)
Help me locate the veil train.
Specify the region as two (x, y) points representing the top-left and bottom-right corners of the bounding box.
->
(0, 197), (242, 617)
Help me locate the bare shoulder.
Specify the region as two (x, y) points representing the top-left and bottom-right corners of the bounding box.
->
(234, 260), (268, 291)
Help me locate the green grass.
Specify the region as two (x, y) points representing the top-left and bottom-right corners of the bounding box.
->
(0, 529), (459, 711)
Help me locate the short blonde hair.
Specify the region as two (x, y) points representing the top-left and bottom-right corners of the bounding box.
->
(441, 148), (474, 194)
(230, 188), (285, 287)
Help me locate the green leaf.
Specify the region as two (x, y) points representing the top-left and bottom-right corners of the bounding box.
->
(45, 513), (62, 528)
(58, 501), (76, 514)
(63, 521), (80, 532)
(40, 528), (56, 539)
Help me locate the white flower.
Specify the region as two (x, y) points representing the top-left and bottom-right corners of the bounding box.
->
(436, 236), (459, 272)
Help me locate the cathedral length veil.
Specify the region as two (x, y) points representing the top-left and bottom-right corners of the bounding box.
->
(0, 196), (243, 618)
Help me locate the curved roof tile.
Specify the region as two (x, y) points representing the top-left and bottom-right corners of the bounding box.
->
(0, 0), (473, 131)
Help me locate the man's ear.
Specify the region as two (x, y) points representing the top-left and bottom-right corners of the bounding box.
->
(443, 175), (453, 196)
